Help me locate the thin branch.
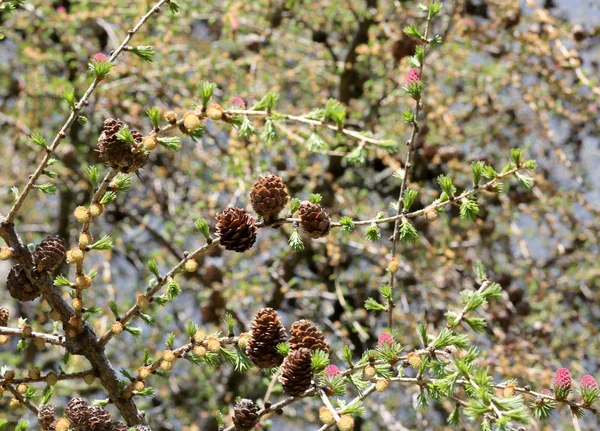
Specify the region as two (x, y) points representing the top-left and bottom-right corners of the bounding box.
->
(0, 326), (66, 346)
(1, 370), (93, 386)
(6, 384), (39, 415)
(6, 0), (171, 222)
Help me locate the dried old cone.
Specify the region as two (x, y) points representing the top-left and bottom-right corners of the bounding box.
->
(109, 421), (128, 431)
(37, 405), (56, 430)
(88, 406), (111, 430)
(0, 306), (9, 326)
(6, 265), (40, 302)
(249, 174), (289, 222)
(246, 307), (288, 369)
(65, 397), (90, 427)
(97, 118), (148, 173)
(215, 207), (257, 252)
(289, 320), (329, 353)
(279, 347), (313, 397)
(298, 201), (331, 238)
(33, 235), (67, 272)
(232, 398), (259, 430)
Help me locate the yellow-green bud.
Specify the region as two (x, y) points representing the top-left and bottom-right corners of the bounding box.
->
(74, 206), (91, 223)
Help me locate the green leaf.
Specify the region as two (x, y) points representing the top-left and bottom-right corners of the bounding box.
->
(60, 87), (76, 109)
(85, 166), (99, 188)
(130, 45), (154, 63)
(157, 136), (182, 151)
(398, 219), (418, 242)
(473, 260), (487, 281)
(402, 109), (415, 124)
(260, 119), (278, 144)
(339, 216), (355, 233)
(403, 81), (425, 100)
(166, 332), (175, 349)
(124, 326), (142, 338)
(53, 274), (72, 287)
(88, 58), (113, 80)
(112, 173), (132, 192)
(109, 301), (119, 318)
(403, 24), (423, 39)
(308, 193), (322, 204)
(146, 107), (161, 128)
(89, 235), (113, 251)
(276, 342), (290, 356)
(345, 145), (366, 166)
(324, 98), (347, 126)
(15, 419), (29, 431)
(290, 198), (301, 214)
(289, 229), (304, 251)
(515, 173), (534, 189)
(252, 92), (279, 111)
(437, 175), (456, 198)
(195, 218), (211, 239)
(311, 349), (330, 372)
(147, 260), (160, 278)
(34, 183), (56, 195)
(116, 126), (135, 145)
(511, 148), (522, 166)
(29, 132), (47, 150)
(168, 0), (180, 14)
(365, 224), (381, 242)
(471, 161), (485, 186)
(100, 191), (117, 205)
(238, 117), (255, 138)
(365, 298), (387, 311)
(428, 1), (443, 19)
(307, 132), (326, 151)
(459, 197), (479, 221)
(403, 188), (419, 210)
(198, 82), (217, 107)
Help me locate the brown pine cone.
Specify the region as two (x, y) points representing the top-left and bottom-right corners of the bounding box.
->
(37, 405), (56, 430)
(298, 201), (331, 238)
(65, 397), (90, 427)
(289, 320), (329, 353)
(0, 306), (9, 326)
(279, 348), (313, 397)
(249, 174), (289, 222)
(246, 308), (288, 369)
(97, 118), (148, 173)
(33, 235), (66, 272)
(88, 406), (111, 430)
(232, 398), (259, 430)
(6, 265), (40, 302)
(215, 207), (257, 252)
(109, 420), (128, 431)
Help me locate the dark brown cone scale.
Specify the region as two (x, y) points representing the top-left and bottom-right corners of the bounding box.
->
(232, 398), (259, 430)
(249, 174), (289, 221)
(33, 235), (66, 272)
(65, 397), (90, 427)
(109, 421), (128, 431)
(6, 265), (40, 302)
(37, 405), (56, 430)
(0, 306), (9, 326)
(298, 201), (331, 238)
(279, 347), (313, 397)
(97, 118), (148, 173)
(215, 207), (257, 252)
(246, 308), (288, 369)
(88, 406), (111, 430)
(289, 320), (329, 353)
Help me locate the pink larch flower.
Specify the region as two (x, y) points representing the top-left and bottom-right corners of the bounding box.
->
(228, 97), (246, 109)
(553, 368), (572, 390)
(581, 375), (598, 390)
(378, 332), (394, 345)
(406, 69), (420, 85)
(92, 53), (108, 63)
(324, 365), (341, 377)
(56, 6), (67, 13)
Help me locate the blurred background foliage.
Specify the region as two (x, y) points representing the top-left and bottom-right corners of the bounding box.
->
(0, 0), (599, 429)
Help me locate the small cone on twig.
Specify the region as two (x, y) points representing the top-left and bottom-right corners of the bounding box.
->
(246, 308), (287, 369)
(279, 347), (313, 397)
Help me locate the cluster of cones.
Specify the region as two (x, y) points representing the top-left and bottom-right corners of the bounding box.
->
(5, 235), (66, 302)
(216, 174), (332, 253)
(232, 308), (329, 429)
(37, 397), (150, 431)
